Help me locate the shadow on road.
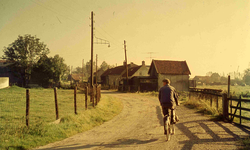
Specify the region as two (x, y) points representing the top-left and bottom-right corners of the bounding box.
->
(156, 106), (164, 126)
(37, 138), (158, 150)
(175, 120), (250, 150)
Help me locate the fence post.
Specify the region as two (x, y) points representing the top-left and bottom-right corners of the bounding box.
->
(74, 86), (77, 114)
(92, 87), (95, 107)
(85, 86), (88, 110)
(216, 96), (219, 111)
(54, 87), (59, 120)
(240, 96), (242, 125)
(210, 95), (212, 107)
(222, 93), (229, 121)
(95, 84), (98, 105)
(26, 89), (30, 127)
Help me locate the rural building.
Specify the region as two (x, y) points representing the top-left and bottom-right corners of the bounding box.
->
(121, 61), (149, 79)
(193, 76), (210, 85)
(0, 60), (21, 86)
(148, 60), (191, 91)
(101, 62), (138, 88)
(68, 74), (85, 84)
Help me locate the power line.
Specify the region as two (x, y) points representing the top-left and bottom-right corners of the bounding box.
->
(30, 0), (84, 25)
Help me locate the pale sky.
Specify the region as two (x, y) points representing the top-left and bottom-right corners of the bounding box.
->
(0, 0), (250, 78)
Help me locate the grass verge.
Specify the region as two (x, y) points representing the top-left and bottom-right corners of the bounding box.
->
(0, 86), (123, 150)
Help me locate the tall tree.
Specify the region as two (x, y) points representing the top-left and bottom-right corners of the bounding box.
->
(50, 54), (67, 83)
(100, 61), (109, 71)
(2, 34), (49, 86)
(243, 68), (250, 85)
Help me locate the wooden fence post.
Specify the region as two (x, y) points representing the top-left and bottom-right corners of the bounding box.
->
(74, 86), (77, 114)
(210, 95), (212, 107)
(95, 85), (98, 105)
(85, 86), (88, 110)
(222, 93), (229, 121)
(216, 96), (219, 111)
(26, 89), (30, 127)
(92, 87), (95, 107)
(240, 96), (242, 125)
(54, 87), (59, 120)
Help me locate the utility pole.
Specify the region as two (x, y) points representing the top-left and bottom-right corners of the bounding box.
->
(82, 59), (84, 83)
(96, 54), (98, 85)
(90, 11), (94, 87)
(124, 40), (128, 86)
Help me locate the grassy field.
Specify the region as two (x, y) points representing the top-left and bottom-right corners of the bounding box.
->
(0, 86), (123, 150)
(197, 85), (250, 96)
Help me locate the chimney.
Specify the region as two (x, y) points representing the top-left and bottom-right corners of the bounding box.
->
(142, 61), (145, 66)
(123, 61), (126, 66)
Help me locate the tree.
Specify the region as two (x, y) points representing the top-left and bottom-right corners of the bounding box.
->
(32, 54), (67, 87)
(100, 61), (109, 71)
(2, 34), (49, 86)
(210, 73), (220, 83)
(243, 68), (250, 85)
(50, 55), (67, 83)
(85, 60), (96, 78)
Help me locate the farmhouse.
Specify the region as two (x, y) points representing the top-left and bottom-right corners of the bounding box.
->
(148, 60), (191, 91)
(68, 74), (85, 84)
(101, 62), (138, 88)
(193, 76), (210, 85)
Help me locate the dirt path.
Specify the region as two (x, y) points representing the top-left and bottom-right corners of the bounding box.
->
(36, 91), (250, 150)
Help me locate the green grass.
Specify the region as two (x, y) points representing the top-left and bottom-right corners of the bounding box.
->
(0, 86), (123, 150)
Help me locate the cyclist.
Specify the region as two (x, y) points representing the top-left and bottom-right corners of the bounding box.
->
(158, 78), (179, 135)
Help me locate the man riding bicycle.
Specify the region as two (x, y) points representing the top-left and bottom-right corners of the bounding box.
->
(158, 78), (179, 135)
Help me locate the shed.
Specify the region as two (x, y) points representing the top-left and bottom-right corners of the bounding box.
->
(148, 60), (191, 91)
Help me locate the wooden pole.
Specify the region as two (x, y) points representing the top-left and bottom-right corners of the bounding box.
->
(210, 95), (212, 107)
(26, 89), (30, 127)
(92, 88), (95, 107)
(54, 87), (59, 120)
(222, 93), (229, 121)
(228, 75), (230, 98)
(216, 96), (219, 111)
(240, 96), (242, 124)
(74, 86), (77, 114)
(124, 40), (128, 89)
(85, 86), (88, 110)
(90, 11), (94, 87)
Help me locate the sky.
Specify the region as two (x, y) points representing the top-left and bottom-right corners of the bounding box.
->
(0, 0), (250, 78)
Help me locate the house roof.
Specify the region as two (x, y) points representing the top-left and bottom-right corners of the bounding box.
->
(71, 74), (85, 81)
(149, 60), (191, 75)
(121, 66), (141, 77)
(101, 66), (126, 76)
(101, 63), (138, 77)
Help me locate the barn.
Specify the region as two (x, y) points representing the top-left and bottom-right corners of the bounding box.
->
(148, 60), (191, 91)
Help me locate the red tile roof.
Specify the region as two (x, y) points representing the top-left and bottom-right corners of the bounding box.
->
(149, 60), (191, 75)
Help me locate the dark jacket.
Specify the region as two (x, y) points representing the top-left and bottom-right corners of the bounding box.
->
(158, 84), (179, 108)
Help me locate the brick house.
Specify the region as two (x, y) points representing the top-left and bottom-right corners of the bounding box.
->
(148, 60), (191, 91)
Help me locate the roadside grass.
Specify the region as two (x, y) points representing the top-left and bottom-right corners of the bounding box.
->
(0, 86), (123, 150)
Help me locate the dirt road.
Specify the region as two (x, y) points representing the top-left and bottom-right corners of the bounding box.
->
(36, 91), (250, 150)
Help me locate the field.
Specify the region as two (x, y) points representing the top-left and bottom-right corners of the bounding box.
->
(197, 85), (250, 96)
(0, 86), (123, 149)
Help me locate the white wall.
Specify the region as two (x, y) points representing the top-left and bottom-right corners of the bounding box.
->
(0, 77), (9, 89)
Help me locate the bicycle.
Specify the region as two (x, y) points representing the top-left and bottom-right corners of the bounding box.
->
(164, 109), (175, 141)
